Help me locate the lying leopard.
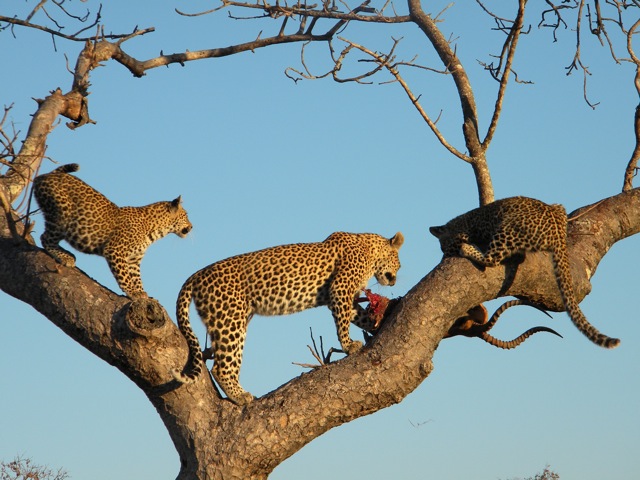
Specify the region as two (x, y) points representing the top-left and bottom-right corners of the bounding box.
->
(430, 196), (619, 349)
(173, 231), (404, 405)
(34, 163), (192, 298)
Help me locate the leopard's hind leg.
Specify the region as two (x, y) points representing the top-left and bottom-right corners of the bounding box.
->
(41, 225), (76, 267)
(207, 309), (255, 406)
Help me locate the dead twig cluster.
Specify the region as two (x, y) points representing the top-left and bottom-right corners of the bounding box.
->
(293, 327), (344, 369)
(538, 1), (640, 109)
(1, 455), (69, 480)
(0, 104), (18, 172)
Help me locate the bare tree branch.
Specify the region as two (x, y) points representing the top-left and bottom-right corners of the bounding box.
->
(482, 0), (527, 149)
(407, 0), (494, 205)
(176, 0), (411, 24)
(623, 18), (640, 192)
(0, 10), (128, 42)
(564, 1), (601, 108)
(338, 37), (472, 162)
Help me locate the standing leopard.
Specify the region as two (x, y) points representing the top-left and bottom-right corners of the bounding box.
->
(34, 163), (193, 298)
(172, 231), (404, 405)
(429, 196), (619, 349)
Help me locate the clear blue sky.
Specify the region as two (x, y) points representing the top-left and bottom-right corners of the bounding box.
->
(2, 2), (639, 479)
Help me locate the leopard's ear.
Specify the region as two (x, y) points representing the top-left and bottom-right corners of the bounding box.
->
(170, 196), (182, 210)
(429, 226), (445, 238)
(390, 232), (404, 250)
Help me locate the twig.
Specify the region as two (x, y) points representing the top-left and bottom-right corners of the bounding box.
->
(293, 327), (344, 369)
(482, 0), (527, 149)
(338, 36), (472, 162)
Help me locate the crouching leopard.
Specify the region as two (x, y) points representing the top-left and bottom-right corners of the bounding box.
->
(429, 196), (619, 349)
(172, 231), (404, 405)
(34, 163), (192, 298)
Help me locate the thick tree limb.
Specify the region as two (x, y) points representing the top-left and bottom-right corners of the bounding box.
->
(1, 189), (636, 479)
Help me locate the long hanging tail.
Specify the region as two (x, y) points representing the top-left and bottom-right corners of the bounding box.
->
(552, 246), (620, 348)
(172, 279), (205, 383)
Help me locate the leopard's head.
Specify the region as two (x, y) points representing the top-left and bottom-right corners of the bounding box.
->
(169, 196), (193, 238)
(374, 232), (404, 287)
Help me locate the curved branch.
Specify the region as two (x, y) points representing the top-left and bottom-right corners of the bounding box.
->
(96, 33), (345, 78)
(339, 37), (472, 162)
(623, 18), (640, 192)
(407, 0), (493, 205)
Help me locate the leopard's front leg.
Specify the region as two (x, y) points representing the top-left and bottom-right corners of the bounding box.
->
(351, 301), (377, 333)
(329, 285), (363, 355)
(460, 240), (509, 268)
(103, 246), (148, 298)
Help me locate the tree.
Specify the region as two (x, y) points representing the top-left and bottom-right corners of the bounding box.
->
(1, 1), (638, 479)
(1, 456), (68, 480)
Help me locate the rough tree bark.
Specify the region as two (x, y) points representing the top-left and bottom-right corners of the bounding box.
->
(2, 2), (639, 479)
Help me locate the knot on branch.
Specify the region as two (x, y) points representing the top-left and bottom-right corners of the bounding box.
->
(119, 297), (169, 338)
(35, 89), (95, 130)
(61, 90), (95, 130)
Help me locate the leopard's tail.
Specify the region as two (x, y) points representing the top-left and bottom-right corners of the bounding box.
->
(172, 277), (205, 384)
(50, 163), (80, 174)
(551, 245), (620, 348)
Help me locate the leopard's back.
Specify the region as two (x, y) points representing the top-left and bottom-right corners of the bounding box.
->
(431, 196), (566, 258)
(243, 241), (338, 315)
(34, 164), (119, 254)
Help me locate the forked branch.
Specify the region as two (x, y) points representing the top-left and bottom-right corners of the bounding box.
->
(623, 18), (640, 192)
(176, 0), (411, 25)
(481, 0), (527, 149)
(336, 37), (472, 162)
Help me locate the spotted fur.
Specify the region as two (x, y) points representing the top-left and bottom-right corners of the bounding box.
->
(34, 164), (192, 298)
(173, 231), (404, 405)
(430, 196), (619, 349)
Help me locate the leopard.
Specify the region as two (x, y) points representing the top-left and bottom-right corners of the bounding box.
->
(429, 196), (620, 349)
(172, 231), (404, 405)
(33, 163), (193, 299)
